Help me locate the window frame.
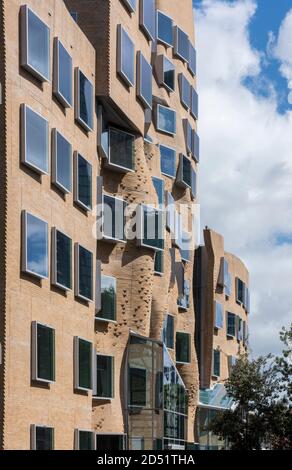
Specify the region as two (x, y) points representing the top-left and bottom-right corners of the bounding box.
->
(137, 204), (165, 252)
(96, 274), (117, 323)
(176, 331), (191, 365)
(21, 104), (49, 175)
(160, 144), (176, 179)
(74, 336), (94, 392)
(226, 312), (236, 338)
(121, 0), (136, 13)
(155, 55), (176, 93)
(137, 51), (152, 109)
(106, 127), (135, 173)
(101, 193), (127, 244)
(52, 128), (72, 194)
(75, 67), (94, 132)
(179, 74), (191, 110)
(213, 349), (221, 378)
(156, 10), (173, 48)
(214, 301), (224, 330)
(93, 353), (115, 400)
(183, 119), (193, 155)
(51, 227), (72, 291)
(176, 154), (192, 191)
(21, 210), (49, 280)
(139, 0), (155, 41)
(191, 86), (199, 120)
(174, 26), (189, 63)
(74, 152), (92, 212)
(74, 243), (93, 303)
(117, 25), (135, 88)
(156, 104), (176, 136)
(30, 425), (54, 450)
(192, 129), (200, 163)
(31, 321), (55, 384)
(74, 429), (96, 450)
(188, 42), (197, 76)
(53, 38), (73, 108)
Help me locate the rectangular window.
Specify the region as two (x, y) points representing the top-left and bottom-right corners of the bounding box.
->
(52, 129), (72, 193)
(31, 425), (54, 450)
(214, 301), (224, 329)
(176, 332), (191, 364)
(227, 312), (236, 337)
(237, 317), (243, 341)
(52, 228), (72, 291)
(246, 287), (250, 313)
(137, 52), (152, 109)
(117, 25), (135, 87)
(188, 43), (197, 76)
(74, 337), (93, 391)
(156, 104), (176, 135)
(75, 430), (95, 450)
(192, 129), (200, 163)
(152, 177), (164, 206)
(94, 354), (114, 399)
(102, 194), (126, 243)
(74, 153), (92, 211)
(225, 271), (232, 297)
(163, 314), (174, 349)
(75, 244), (93, 302)
(183, 119), (192, 155)
(22, 211), (48, 279)
(236, 277), (244, 304)
(180, 231), (191, 263)
(154, 250), (164, 275)
(122, 0), (136, 12)
(140, 0), (155, 41)
(20, 6), (50, 82)
(156, 55), (175, 93)
(191, 86), (199, 120)
(137, 205), (164, 251)
(174, 27), (189, 63)
(157, 10), (173, 47)
(31, 322), (55, 383)
(191, 167), (197, 199)
(53, 39), (72, 108)
(70, 12), (78, 22)
(98, 275), (117, 322)
(179, 74), (191, 110)
(166, 192), (175, 234)
(177, 279), (190, 311)
(21, 104), (49, 175)
(97, 105), (109, 160)
(129, 367), (147, 407)
(108, 128), (135, 172)
(160, 145), (176, 178)
(96, 434), (126, 450)
(176, 154), (192, 190)
(75, 68), (94, 132)
(213, 350), (220, 377)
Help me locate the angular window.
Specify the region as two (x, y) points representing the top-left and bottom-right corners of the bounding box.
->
(152, 177), (164, 206)
(94, 354), (114, 399)
(156, 104), (176, 136)
(213, 350), (220, 377)
(101, 194), (126, 243)
(96, 434), (126, 450)
(160, 145), (176, 178)
(97, 275), (117, 322)
(20, 6), (50, 82)
(174, 27), (189, 63)
(75, 68), (94, 132)
(176, 332), (191, 364)
(31, 425), (54, 450)
(107, 128), (135, 172)
(154, 250), (164, 275)
(191, 86), (198, 120)
(183, 119), (192, 155)
(75, 244), (93, 302)
(140, 0), (155, 41)
(236, 277), (244, 304)
(157, 10), (173, 47)
(31, 322), (55, 383)
(52, 129), (72, 193)
(21, 104), (49, 175)
(129, 367), (147, 407)
(137, 205), (164, 251)
(137, 52), (152, 109)
(156, 55), (175, 92)
(22, 211), (48, 279)
(53, 39), (72, 108)
(52, 228), (72, 291)
(117, 25), (135, 87)
(176, 154), (192, 190)
(192, 129), (200, 163)
(75, 430), (95, 450)
(179, 74), (191, 110)
(227, 312), (236, 337)
(188, 43), (197, 76)
(74, 153), (92, 211)
(74, 337), (93, 391)
(163, 314), (174, 349)
(122, 0), (136, 12)
(214, 301), (224, 329)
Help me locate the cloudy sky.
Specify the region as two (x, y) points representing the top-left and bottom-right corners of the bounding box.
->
(193, 0), (292, 357)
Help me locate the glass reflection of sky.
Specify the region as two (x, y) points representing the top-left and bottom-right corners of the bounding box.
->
(26, 213), (48, 277)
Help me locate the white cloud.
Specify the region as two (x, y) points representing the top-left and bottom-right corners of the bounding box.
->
(273, 8), (292, 87)
(196, 0), (292, 356)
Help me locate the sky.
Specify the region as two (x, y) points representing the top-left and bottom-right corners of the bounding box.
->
(193, 0), (292, 357)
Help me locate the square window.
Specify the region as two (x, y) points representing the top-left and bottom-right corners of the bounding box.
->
(75, 68), (94, 132)
(152, 177), (164, 206)
(176, 154), (192, 190)
(117, 25), (135, 88)
(137, 52), (152, 109)
(188, 43), (197, 76)
(179, 74), (191, 110)
(53, 39), (72, 108)
(75, 430), (95, 450)
(98, 275), (117, 322)
(174, 26), (189, 63)
(163, 314), (174, 349)
(52, 228), (72, 291)
(137, 204), (164, 251)
(191, 86), (198, 120)
(31, 322), (55, 383)
(74, 337), (93, 391)
(213, 349), (220, 377)
(101, 194), (126, 243)
(20, 6), (50, 82)
(21, 104), (49, 175)
(140, 0), (155, 41)
(22, 211), (48, 279)
(75, 244), (93, 302)
(31, 425), (54, 450)
(52, 129), (72, 193)
(74, 153), (92, 211)
(157, 10), (173, 47)
(192, 129), (200, 163)
(129, 367), (147, 407)
(160, 145), (176, 178)
(176, 332), (191, 364)
(107, 128), (135, 172)
(183, 119), (192, 155)
(154, 250), (164, 275)
(121, 0), (136, 12)
(214, 301), (224, 329)
(94, 354), (114, 399)
(156, 104), (176, 136)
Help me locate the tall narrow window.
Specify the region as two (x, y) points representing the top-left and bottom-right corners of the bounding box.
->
(192, 129), (200, 163)
(213, 350), (220, 377)
(188, 43), (197, 76)
(179, 74), (191, 110)
(97, 275), (117, 322)
(31, 425), (54, 450)
(174, 27), (189, 63)
(75, 430), (95, 450)
(140, 0), (155, 41)
(214, 301), (224, 329)
(74, 153), (92, 211)
(226, 312), (236, 337)
(22, 211), (48, 279)
(176, 154), (192, 190)
(21, 104), (49, 175)
(129, 367), (147, 407)
(154, 250), (164, 275)
(74, 337), (93, 391)
(75, 244), (93, 302)
(156, 55), (175, 93)
(176, 332), (191, 364)
(94, 355), (114, 399)
(152, 177), (164, 206)
(75, 68), (94, 132)
(163, 314), (174, 349)
(137, 52), (152, 109)
(137, 205), (164, 251)
(31, 322), (55, 383)
(102, 194), (126, 243)
(191, 86), (198, 120)
(53, 39), (72, 108)
(117, 25), (135, 87)
(52, 129), (72, 193)
(236, 277), (244, 304)
(107, 128), (135, 172)
(183, 119), (192, 155)
(156, 105), (176, 136)
(157, 10), (173, 47)
(52, 228), (72, 291)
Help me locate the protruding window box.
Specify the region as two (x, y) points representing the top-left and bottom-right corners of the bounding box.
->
(191, 86), (199, 120)
(140, 0), (155, 41)
(137, 204), (164, 252)
(22, 211), (48, 280)
(152, 176), (164, 206)
(75, 243), (93, 302)
(179, 74), (191, 110)
(174, 26), (189, 63)
(52, 129), (72, 194)
(21, 104), (49, 175)
(183, 119), (193, 155)
(75, 68), (94, 132)
(188, 43), (197, 76)
(74, 152), (92, 212)
(117, 25), (135, 88)
(96, 275), (117, 322)
(155, 55), (175, 93)
(75, 430), (96, 450)
(176, 154), (192, 190)
(52, 228), (72, 291)
(99, 194), (127, 244)
(97, 105), (109, 160)
(102, 128), (135, 173)
(157, 10), (173, 47)
(93, 354), (114, 400)
(74, 336), (94, 392)
(192, 129), (200, 163)
(155, 104), (176, 136)
(53, 39), (72, 108)
(31, 425), (54, 450)
(31, 322), (55, 384)
(137, 52), (152, 109)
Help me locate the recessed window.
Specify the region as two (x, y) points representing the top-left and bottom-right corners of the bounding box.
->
(137, 205), (164, 251)
(52, 129), (72, 193)
(152, 177), (164, 206)
(117, 25), (135, 87)
(21, 104), (49, 175)
(107, 128), (135, 172)
(179, 74), (191, 110)
(154, 250), (164, 275)
(53, 39), (72, 108)
(121, 0), (136, 12)
(156, 55), (175, 93)
(75, 68), (94, 132)
(96, 434), (126, 450)
(75, 430), (95, 450)
(213, 350), (220, 377)
(180, 231), (191, 263)
(97, 275), (117, 322)
(176, 154), (192, 190)
(94, 354), (114, 399)
(236, 277), (244, 304)
(31, 322), (55, 383)
(129, 367), (147, 407)
(214, 301), (224, 329)
(75, 244), (93, 302)
(74, 337), (93, 391)
(137, 52), (152, 109)
(166, 192), (175, 234)
(74, 153), (92, 211)
(188, 43), (197, 76)
(191, 86), (198, 120)
(176, 332), (191, 364)
(174, 26), (189, 63)
(160, 145), (176, 178)
(157, 10), (173, 47)
(22, 211), (48, 279)
(31, 425), (54, 450)
(101, 194), (126, 243)
(163, 314), (174, 349)
(192, 129), (200, 163)
(227, 312), (236, 338)
(52, 228), (72, 291)
(140, 0), (155, 41)
(183, 119), (192, 155)
(20, 6), (50, 82)
(156, 104), (176, 136)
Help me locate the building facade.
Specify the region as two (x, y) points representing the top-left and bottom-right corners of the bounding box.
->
(194, 228), (250, 449)
(0, 0), (200, 450)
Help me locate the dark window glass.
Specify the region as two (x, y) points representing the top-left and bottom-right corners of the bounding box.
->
(157, 105), (176, 135)
(175, 27), (189, 62)
(99, 275), (116, 321)
(109, 128), (135, 171)
(191, 167), (197, 198)
(184, 120), (192, 154)
(24, 212), (48, 278)
(79, 431), (94, 450)
(76, 153), (92, 210)
(55, 40), (72, 107)
(95, 355), (114, 398)
(96, 434), (125, 450)
(53, 130), (72, 193)
(177, 155), (192, 189)
(157, 11), (173, 47)
(140, 0), (155, 40)
(35, 427), (54, 450)
(215, 301), (224, 329)
(78, 245), (93, 301)
(189, 43), (197, 76)
(192, 130), (200, 163)
(152, 177), (164, 206)
(118, 26), (135, 87)
(37, 324), (55, 382)
(77, 69), (93, 131)
(24, 7), (50, 81)
(129, 367), (147, 406)
(176, 332), (190, 363)
(213, 350), (220, 377)
(78, 338), (92, 390)
(236, 277), (244, 303)
(191, 86), (199, 119)
(103, 195), (126, 242)
(227, 312), (236, 337)
(55, 230), (72, 290)
(154, 250), (164, 275)
(179, 74), (191, 109)
(163, 56), (175, 92)
(178, 279), (190, 311)
(163, 315), (174, 349)
(23, 105), (48, 174)
(142, 206), (164, 251)
(160, 145), (176, 178)
(70, 12), (78, 22)
(137, 52), (152, 108)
